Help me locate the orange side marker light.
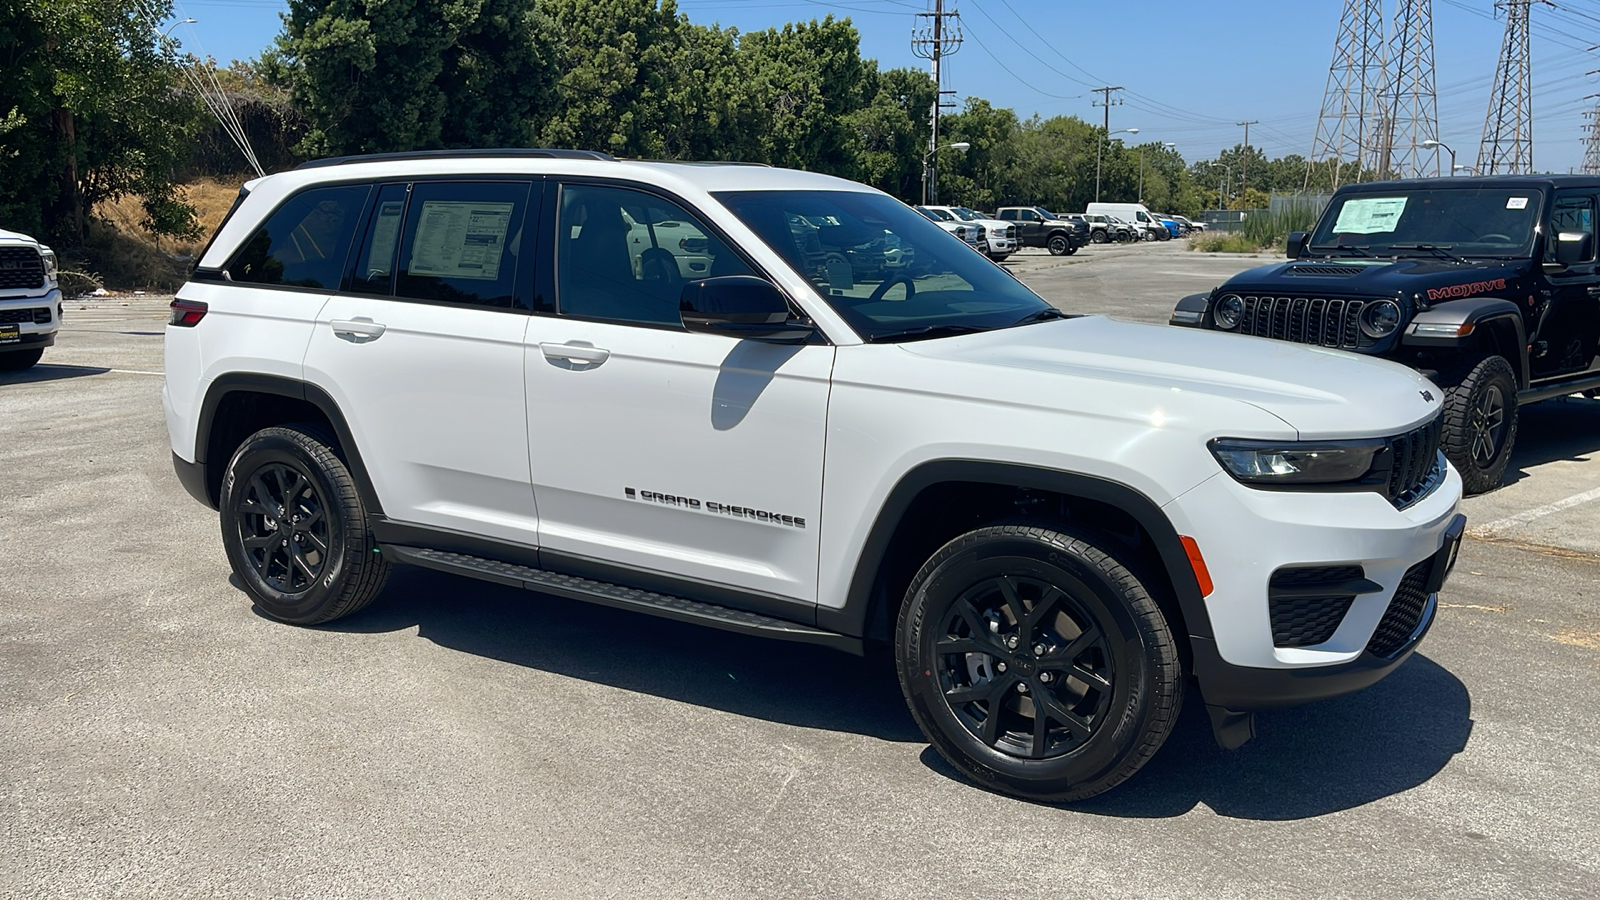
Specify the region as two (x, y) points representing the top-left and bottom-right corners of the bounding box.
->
(1180, 535), (1214, 598)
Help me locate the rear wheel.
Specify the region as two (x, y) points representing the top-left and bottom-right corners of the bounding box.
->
(1047, 234), (1070, 256)
(896, 524), (1183, 801)
(1090, 230), (1107, 244)
(0, 348), (43, 371)
(220, 424), (391, 624)
(1441, 354), (1518, 494)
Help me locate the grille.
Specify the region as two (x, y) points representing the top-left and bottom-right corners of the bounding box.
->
(0, 308), (50, 325)
(1269, 565), (1363, 647)
(1367, 558), (1435, 657)
(1287, 265), (1363, 277)
(1384, 417), (1444, 508)
(0, 247), (45, 290)
(1233, 295), (1371, 349)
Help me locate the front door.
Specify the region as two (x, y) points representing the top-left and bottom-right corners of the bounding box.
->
(1535, 190), (1600, 378)
(524, 182), (832, 607)
(303, 179), (542, 545)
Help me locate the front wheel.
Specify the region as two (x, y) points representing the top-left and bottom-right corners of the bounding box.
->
(1090, 230), (1107, 244)
(220, 424), (391, 624)
(1441, 355), (1518, 494)
(896, 524), (1183, 802)
(0, 348), (44, 371)
(1047, 234), (1070, 256)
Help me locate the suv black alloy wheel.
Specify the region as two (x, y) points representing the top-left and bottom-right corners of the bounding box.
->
(1441, 354), (1518, 494)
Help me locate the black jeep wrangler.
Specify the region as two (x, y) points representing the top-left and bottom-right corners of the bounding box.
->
(995, 207), (1089, 255)
(1172, 176), (1600, 493)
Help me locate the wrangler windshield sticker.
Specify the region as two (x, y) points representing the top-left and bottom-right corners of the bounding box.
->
(1333, 197), (1408, 234)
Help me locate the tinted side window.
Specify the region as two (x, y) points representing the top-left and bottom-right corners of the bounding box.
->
(556, 184), (752, 327)
(998, 209), (1015, 220)
(1547, 193), (1596, 263)
(346, 183), (408, 295)
(230, 185), (370, 289)
(395, 181), (533, 308)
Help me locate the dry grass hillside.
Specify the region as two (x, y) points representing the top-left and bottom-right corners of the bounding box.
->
(75, 177), (246, 293)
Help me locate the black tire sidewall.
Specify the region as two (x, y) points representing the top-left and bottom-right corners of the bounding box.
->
(1047, 234), (1068, 255)
(1442, 355), (1518, 494)
(1090, 230), (1107, 244)
(897, 528), (1173, 799)
(220, 430), (358, 623)
(0, 349), (44, 371)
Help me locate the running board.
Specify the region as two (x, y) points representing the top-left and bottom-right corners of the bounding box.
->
(1520, 371), (1600, 404)
(379, 544), (862, 654)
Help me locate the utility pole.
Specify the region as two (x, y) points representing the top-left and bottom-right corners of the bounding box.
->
(1306, 0), (1388, 191)
(912, 1), (962, 204)
(1237, 121), (1259, 199)
(1092, 85), (1124, 202)
(1373, 0), (1441, 179)
(1478, 0), (1545, 175)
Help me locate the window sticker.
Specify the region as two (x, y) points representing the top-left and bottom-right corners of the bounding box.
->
(1507, 197), (1529, 210)
(366, 201), (404, 276)
(1332, 196), (1409, 234)
(409, 201), (515, 280)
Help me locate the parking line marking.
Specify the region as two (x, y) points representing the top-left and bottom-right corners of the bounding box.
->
(107, 369), (164, 377)
(1470, 485), (1600, 537)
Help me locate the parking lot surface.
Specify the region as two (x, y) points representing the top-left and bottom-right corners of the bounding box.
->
(3, 244), (1597, 898)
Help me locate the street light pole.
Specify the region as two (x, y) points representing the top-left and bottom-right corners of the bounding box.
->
(1096, 127), (1138, 203)
(1422, 139), (1456, 177)
(921, 142), (971, 205)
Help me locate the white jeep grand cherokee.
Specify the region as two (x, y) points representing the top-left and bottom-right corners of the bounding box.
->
(0, 227), (62, 371)
(164, 150), (1465, 800)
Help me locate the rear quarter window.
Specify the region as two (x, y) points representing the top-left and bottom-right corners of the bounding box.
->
(228, 184), (372, 289)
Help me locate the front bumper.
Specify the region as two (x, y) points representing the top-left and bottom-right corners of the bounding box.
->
(0, 288), (62, 350)
(986, 238), (1017, 254)
(1164, 462), (1464, 707)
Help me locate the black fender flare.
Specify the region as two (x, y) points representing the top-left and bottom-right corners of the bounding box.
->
(193, 373), (383, 514)
(1403, 297), (1529, 387)
(815, 460), (1214, 643)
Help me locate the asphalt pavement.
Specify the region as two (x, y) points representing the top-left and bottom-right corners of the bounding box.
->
(1, 246), (1596, 898)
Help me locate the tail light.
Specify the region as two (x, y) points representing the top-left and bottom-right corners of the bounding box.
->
(169, 298), (207, 327)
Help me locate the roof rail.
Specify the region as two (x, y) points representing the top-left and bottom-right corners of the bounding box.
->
(295, 148), (616, 170)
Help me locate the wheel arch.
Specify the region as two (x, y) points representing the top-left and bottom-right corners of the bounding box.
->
(817, 461), (1214, 652)
(1405, 297), (1529, 387)
(194, 373), (382, 514)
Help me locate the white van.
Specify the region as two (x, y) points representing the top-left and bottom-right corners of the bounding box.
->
(1084, 202), (1164, 240)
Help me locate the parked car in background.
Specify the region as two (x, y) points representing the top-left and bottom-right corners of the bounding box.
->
(994, 206), (1087, 254)
(916, 206), (983, 250)
(1080, 213), (1135, 243)
(926, 205), (1016, 261)
(1087, 202), (1171, 242)
(1167, 214), (1203, 235)
(0, 227), (61, 371)
(1150, 213), (1182, 240)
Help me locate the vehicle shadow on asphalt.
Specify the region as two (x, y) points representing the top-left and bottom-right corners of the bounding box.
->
(925, 652), (1470, 820)
(0, 364), (110, 385)
(306, 566), (926, 743)
(1501, 396), (1600, 486)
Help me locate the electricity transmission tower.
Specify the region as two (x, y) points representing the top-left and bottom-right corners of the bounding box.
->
(1583, 100), (1600, 175)
(1477, 0), (1540, 175)
(1306, 0), (1388, 191)
(912, 0), (962, 204)
(1372, 0), (1442, 179)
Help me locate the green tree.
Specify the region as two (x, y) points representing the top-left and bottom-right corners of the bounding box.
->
(739, 16), (874, 175)
(847, 66), (934, 200)
(0, 0), (203, 243)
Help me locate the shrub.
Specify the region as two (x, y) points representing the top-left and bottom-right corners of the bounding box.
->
(1188, 233), (1260, 253)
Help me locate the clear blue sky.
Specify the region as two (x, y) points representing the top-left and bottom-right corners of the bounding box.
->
(164, 0), (1600, 173)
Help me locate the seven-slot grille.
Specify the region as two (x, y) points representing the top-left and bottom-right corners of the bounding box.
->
(1230, 295), (1370, 349)
(0, 307), (50, 325)
(0, 247), (46, 291)
(1367, 558), (1435, 657)
(1385, 416), (1443, 508)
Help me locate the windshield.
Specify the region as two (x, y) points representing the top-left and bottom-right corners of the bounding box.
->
(1309, 186), (1543, 257)
(919, 206), (956, 221)
(952, 207), (984, 222)
(716, 190), (1056, 342)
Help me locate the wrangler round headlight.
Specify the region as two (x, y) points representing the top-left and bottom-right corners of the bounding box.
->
(1210, 438), (1383, 485)
(1213, 294), (1244, 330)
(1360, 300), (1402, 339)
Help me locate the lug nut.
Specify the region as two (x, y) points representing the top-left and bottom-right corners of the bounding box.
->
(1006, 635), (1019, 649)
(1033, 644), (1045, 657)
(1017, 683), (1029, 693)
(1040, 672), (1054, 684)
(996, 662), (1007, 673)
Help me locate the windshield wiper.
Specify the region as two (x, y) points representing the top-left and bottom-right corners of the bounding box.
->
(1386, 243), (1466, 263)
(1010, 308), (1071, 327)
(1314, 244), (1374, 257)
(863, 324), (990, 344)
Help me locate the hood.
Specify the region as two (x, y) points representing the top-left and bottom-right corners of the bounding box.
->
(1224, 256), (1527, 305)
(901, 315), (1443, 439)
(0, 228), (42, 246)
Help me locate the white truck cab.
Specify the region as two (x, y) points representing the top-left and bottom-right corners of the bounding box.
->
(164, 150), (1465, 801)
(0, 228), (61, 371)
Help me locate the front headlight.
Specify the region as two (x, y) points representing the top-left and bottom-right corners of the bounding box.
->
(1360, 300), (1401, 338)
(1213, 294), (1244, 330)
(1209, 438), (1384, 485)
(41, 247), (58, 281)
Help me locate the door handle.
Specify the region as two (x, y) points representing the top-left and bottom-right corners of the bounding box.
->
(540, 342), (610, 365)
(330, 318), (386, 341)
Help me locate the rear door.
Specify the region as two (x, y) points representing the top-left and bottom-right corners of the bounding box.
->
(1535, 190), (1600, 378)
(302, 179), (541, 545)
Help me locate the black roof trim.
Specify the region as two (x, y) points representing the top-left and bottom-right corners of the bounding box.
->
(295, 148), (616, 170)
(1338, 174), (1600, 191)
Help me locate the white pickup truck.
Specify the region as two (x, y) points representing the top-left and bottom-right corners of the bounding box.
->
(0, 228), (61, 371)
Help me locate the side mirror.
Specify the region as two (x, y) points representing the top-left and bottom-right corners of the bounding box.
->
(680, 275), (813, 343)
(1554, 231), (1593, 268)
(1286, 231), (1308, 259)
